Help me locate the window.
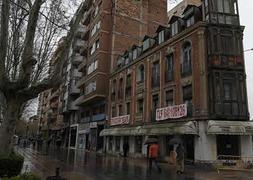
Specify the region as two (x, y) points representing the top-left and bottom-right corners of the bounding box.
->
(158, 30), (165, 44)
(94, 5), (99, 16)
(90, 39), (100, 55)
(152, 62), (160, 87)
(85, 81), (96, 95)
(143, 39), (150, 51)
(111, 80), (116, 101)
(183, 85), (193, 116)
(91, 21), (101, 37)
(137, 65), (145, 83)
(166, 54), (173, 81)
(112, 105), (116, 117)
(133, 49), (138, 60)
(126, 102), (131, 114)
(171, 21), (178, 36)
(125, 74), (131, 98)
(166, 90), (173, 106)
(118, 105), (123, 116)
(118, 78), (124, 99)
(87, 60), (98, 75)
(137, 99), (144, 115)
(181, 42), (192, 76)
(135, 136), (142, 153)
(186, 16), (195, 27)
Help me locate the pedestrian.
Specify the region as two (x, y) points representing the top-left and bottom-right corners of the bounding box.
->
(148, 142), (161, 174)
(123, 142), (129, 157)
(176, 143), (184, 174)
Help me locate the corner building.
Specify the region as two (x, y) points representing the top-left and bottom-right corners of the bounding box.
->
(101, 0), (253, 163)
(74, 0), (167, 151)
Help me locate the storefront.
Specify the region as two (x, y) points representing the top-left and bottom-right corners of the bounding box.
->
(101, 120), (253, 163)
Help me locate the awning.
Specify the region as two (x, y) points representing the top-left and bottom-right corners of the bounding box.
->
(100, 121), (198, 136)
(207, 120), (253, 135)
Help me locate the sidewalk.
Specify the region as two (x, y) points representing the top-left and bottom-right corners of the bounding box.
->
(16, 147), (253, 180)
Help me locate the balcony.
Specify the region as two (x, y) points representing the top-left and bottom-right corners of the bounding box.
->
(77, 76), (86, 88)
(69, 101), (79, 111)
(72, 54), (83, 65)
(73, 39), (87, 52)
(74, 93), (106, 106)
(73, 69), (82, 78)
(78, 58), (87, 71)
(91, 114), (106, 122)
(75, 25), (87, 38)
(69, 85), (80, 95)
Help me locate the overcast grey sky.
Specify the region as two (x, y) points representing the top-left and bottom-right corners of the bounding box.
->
(169, 0), (253, 118)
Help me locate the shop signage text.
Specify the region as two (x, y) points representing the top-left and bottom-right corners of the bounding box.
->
(156, 104), (187, 121)
(110, 115), (130, 126)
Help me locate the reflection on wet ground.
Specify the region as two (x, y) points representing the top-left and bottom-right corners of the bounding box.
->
(17, 147), (253, 180)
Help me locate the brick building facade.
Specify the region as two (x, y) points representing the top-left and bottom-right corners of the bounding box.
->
(101, 0), (253, 163)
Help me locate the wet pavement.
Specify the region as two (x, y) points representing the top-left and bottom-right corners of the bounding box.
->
(16, 147), (253, 180)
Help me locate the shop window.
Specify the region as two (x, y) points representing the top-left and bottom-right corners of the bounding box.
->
(135, 136), (142, 153)
(115, 137), (121, 152)
(181, 42), (192, 76)
(166, 54), (173, 81)
(108, 136), (113, 151)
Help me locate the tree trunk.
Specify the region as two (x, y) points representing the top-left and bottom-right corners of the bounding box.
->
(0, 96), (22, 154)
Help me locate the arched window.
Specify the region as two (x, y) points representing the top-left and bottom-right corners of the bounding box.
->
(181, 42), (192, 76)
(137, 64), (145, 83)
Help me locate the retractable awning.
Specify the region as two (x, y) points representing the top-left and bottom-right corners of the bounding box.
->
(207, 120), (253, 135)
(100, 121), (198, 136)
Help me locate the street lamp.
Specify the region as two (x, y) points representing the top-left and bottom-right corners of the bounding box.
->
(244, 48), (253, 52)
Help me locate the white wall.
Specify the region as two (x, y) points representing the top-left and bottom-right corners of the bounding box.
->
(195, 121), (217, 162)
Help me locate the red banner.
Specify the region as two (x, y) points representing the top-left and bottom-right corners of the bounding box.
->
(110, 115), (130, 126)
(156, 104), (187, 121)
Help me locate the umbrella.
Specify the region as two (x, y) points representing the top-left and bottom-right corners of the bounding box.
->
(168, 137), (183, 145)
(144, 138), (158, 145)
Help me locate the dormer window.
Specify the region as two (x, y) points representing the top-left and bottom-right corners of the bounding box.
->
(125, 55), (129, 65)
(158, 30), (165, 44)
(171, 21), (178, 36)
(186, 16), (195, 27)
(143, 39), (150, 51)
(133, 49), (138, 60)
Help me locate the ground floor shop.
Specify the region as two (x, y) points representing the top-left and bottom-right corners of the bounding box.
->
(69, 121), (105, 151)
(100, 120), (253, 163)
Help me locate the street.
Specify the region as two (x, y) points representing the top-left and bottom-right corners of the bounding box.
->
(16, 147), (253, 180)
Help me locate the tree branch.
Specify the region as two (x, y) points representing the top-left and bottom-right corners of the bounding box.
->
(0, 0), (10, 88)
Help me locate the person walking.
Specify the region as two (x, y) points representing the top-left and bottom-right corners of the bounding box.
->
(123, 142), (129, 157)
(148, 142), (162, 174)
(176, 143), (184, 174)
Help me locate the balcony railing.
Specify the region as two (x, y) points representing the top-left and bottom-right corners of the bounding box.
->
(72, 54), (83, 65)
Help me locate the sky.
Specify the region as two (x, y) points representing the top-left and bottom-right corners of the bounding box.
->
(169, 0), (253, 119)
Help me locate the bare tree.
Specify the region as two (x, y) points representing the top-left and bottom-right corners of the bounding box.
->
(0, 0), (91, 154)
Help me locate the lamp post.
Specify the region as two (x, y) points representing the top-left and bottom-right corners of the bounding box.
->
(244, 48), (253, 52)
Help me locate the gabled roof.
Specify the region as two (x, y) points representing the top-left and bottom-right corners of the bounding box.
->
(182, 4), (198, 15)
(155, 25), (167, 33)
(142, 35), (152, 41)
